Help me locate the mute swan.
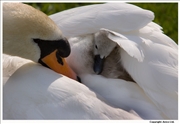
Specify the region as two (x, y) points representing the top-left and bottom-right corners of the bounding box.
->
(3, 2), (77, 81)
(3, 2), (142, 120)
(50, 3), (178, 119)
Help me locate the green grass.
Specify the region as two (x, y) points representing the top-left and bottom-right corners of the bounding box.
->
(26, 3), (178, 44)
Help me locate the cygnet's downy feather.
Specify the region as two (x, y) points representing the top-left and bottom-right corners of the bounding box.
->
(68, 31), (135, 82)
(94, 30), (135, 82)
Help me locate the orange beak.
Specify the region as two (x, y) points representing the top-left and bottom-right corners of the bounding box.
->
(41, 50), (77, 81)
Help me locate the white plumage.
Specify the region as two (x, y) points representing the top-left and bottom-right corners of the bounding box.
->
(49, 3), (154, 38)
(50, 3), (178, 119)
(3, 55), (141, 119)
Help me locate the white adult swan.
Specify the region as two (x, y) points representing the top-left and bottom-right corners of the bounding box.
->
(3, 3), (141, 119)
(3, 2), (77, 80)
(50, 3), (178, 119)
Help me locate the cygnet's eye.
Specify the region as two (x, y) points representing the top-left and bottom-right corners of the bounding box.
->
(95, 45), (98, 49)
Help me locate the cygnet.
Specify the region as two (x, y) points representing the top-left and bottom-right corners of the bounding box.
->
(67, 30), (135, 82)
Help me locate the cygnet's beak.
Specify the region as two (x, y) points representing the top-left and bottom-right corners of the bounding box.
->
(41, 50), (78, 81)
(93, 55), (105, 74)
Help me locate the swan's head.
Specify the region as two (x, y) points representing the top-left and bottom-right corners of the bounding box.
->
(93, 30), (117, 74)
(3, 3), (78, 81)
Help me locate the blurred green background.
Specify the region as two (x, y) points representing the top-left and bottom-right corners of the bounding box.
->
(26, 2), (178, 44)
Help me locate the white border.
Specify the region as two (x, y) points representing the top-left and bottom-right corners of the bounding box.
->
(1, 1), (179, 124)
(1, 0), (180, 3)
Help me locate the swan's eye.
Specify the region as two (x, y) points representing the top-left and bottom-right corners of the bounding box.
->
(95, 45), (98, 49)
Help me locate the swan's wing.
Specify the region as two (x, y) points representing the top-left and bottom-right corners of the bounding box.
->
(49, 3), (154, 38)
(101, 28), (145, 62)
(139, 22), (178, 50)
(3, 61), (142, 119)
(123, 39), (178, 120)
(102, 29), (178, 119)
(80, 74), (165, 119)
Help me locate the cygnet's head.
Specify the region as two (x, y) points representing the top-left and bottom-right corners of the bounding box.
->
(93, 30), (117, 74)
(3, 3), (78, 81)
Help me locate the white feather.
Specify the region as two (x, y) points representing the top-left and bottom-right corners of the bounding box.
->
(50, 3), (178, 119)
(50, 3), (154, 38)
